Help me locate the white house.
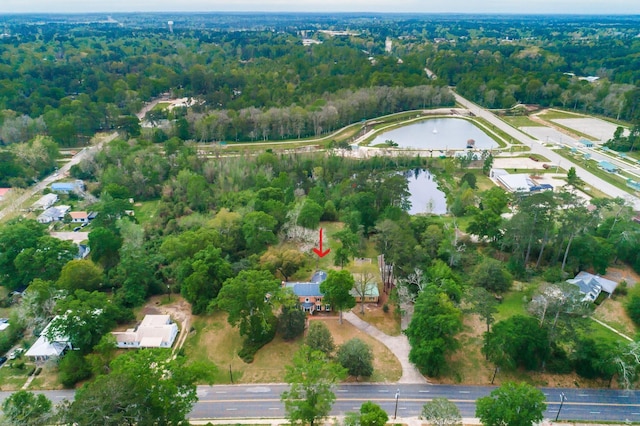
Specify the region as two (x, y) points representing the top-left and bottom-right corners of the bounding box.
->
(32, 193), (58, 210)
(567, 271), (619, 303)
(112, 315), (179, 349)
(69, 211), (89, 223)
(25, 316), (72, 362)
(37, 205), (70, 224)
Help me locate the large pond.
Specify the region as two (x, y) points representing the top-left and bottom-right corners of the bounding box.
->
(405, 169), (448, 215)
(371, 118), (499, 150)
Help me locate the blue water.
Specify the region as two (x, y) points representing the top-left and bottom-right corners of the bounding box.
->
(405, 169), (448, 215)
(371, 118), (498, 150)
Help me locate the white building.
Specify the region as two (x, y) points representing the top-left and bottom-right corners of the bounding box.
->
(112, 315), (178, 349)
(37, 205), (70, 224)
(32, 193), (58, 210)
(25, 316), (72, 362)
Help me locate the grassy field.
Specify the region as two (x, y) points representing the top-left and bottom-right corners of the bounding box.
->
(538, 109), (586, 120)
(0, 361), (34, 391)
(133, 200), (161, 224)
(183, 311), (402, 385)
(502, 116), (545, 128)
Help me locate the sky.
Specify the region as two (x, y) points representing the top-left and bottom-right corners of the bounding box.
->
(0, 0), (638, 14)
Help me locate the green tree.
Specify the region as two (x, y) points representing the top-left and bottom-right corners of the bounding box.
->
(0, 219), (45, 289)
(472, 257), (512, 293)
(1, 390), (53, 426)
(567, 166), (580, 186)
(463, 287), (498, 333)
(215, 270), (281, 346)
(260, 247), (306, 281)
(298, 199), (324, 229)
(278, 305), (307, 341)
(180, 246), (233, 314)
(476, 382), (546, 426)
(406, 285), (463, 376)
(420, 398), (462, 426)
(483, 315), (550, 371)
(320, 270), (356, 324)
(47, 290), (129, 354)
(242, 211), (278, 253)
(56, 259), (103, 292)
(337, 338), (374, 380)
(14, 236), (76, 285)
(88, 227), (123, 270)
(58, 350), (92, 388)
(345, 401), (389, 426)
(281, 345), (346, 426)
(59, 349), (198, 426)
(306, 321), (335, 357)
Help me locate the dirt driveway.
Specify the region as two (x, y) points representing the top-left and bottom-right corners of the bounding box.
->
(141, 296), (193, 354)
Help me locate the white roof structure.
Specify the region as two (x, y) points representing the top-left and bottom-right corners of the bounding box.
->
(32, 193), (58, 210)
(25, 316), (71, 361)
(496, 173), (535, 193)
(112, 315), (178, 349)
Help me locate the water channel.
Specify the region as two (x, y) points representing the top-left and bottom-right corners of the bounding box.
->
(370, 118), (498, 150)
(405, 169), (448, 215)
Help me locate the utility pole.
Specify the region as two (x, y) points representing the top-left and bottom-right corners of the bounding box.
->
(393, 388), (400, 420)
(555, 392), (566, 421)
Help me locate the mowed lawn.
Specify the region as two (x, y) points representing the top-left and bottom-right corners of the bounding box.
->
(183, 311), (402, 385)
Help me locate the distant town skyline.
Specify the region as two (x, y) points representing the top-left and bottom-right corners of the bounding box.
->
(1, 0), (639, 14)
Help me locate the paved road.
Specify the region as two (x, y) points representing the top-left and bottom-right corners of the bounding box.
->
(453, 93), (640, 210)
(2, 384), (638, 422)
(0, 132), (118, 222)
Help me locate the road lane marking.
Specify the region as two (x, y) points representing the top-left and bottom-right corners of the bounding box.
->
(226, 408), (237, 411)
(215, 391), (227, 394)
(268, 408), (279, 410)
(337, 390), (348, 393)
(459, 391), (470, 394)
(199, 398), (640, 408)
(590, 411), (601, 414)
(419, 390), (430, 393)
(378, 390), (389, 393)
(578, 394), (589, 396)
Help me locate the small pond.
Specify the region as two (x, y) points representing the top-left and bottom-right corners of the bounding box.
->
(371, 118), (498, 150)
(406, 169), (448, 215)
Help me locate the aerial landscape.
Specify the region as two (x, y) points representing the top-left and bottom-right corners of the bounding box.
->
(0, 1), (640, 425)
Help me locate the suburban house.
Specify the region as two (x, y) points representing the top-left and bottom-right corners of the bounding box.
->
(350, 282), (380, 303)
(25, 316), (72, 362)
(37, 205), (71, 224)
(51, 180), (85, 194)
(285, 270), (331, 314)
(112, 315), (179, 349)
(69, 211), (88, 223)
(0, 188), (11, 201)
(567, 271), (619, 303)
(32, 193), (58, 210)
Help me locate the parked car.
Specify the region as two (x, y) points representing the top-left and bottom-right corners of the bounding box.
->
(0, 356), (7, 366)
(8, 348), (23, 360)
(73, 227), (81, 232)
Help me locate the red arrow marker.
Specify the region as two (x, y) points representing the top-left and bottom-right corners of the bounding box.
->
(313, 228), (331, 258)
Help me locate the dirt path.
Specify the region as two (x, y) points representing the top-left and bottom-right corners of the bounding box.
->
(342, 311), (428, 384)
(142, 296), (192, 354)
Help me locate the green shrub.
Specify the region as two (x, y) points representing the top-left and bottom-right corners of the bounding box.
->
(383, 304), (390, 313)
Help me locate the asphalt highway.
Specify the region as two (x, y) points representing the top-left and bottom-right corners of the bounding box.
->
(2, 383), (638, 422)
(452, 92), (640, 210)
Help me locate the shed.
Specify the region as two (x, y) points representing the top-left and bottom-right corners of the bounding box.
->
(579, 138), (594, 148)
